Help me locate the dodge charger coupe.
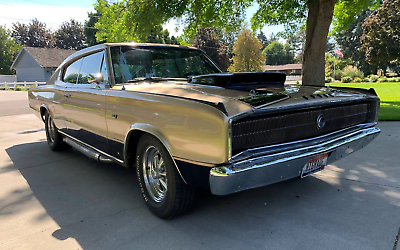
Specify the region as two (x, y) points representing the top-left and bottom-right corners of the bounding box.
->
(28, 43), (380, 219)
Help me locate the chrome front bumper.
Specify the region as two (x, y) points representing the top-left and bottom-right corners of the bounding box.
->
(209, 124), (380, 195)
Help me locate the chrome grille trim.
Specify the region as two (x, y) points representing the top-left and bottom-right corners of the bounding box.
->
(231, 103), (374, 152)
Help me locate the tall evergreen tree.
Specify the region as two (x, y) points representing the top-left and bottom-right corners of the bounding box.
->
(147, 25), (180, 45)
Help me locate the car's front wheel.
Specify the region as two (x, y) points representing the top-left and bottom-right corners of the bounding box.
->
(136, 134), (196, 219)
(44, 112), (70, 151)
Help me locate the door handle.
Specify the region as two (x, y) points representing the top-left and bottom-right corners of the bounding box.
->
(64, 94), (71, 97)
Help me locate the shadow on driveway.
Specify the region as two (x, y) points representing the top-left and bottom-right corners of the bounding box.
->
(3, 139), (400, 250)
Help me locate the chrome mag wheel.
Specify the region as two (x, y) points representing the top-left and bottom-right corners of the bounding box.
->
(142, 146), (168, 203)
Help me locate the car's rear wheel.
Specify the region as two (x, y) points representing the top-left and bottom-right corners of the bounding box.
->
(136, 134), (196, 219)
(44, 112), (70, 151)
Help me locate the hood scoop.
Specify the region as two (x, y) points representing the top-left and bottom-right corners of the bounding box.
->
(190, 72), (286, 90)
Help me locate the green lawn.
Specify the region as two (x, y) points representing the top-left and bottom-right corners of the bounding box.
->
(328, 82), (400, 121)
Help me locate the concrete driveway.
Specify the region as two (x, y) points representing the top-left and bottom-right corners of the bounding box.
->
(0, 91), (399, 250)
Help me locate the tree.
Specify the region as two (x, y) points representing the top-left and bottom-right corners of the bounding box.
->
(215, 27), (242, 58)
(54, 19), (86, 50)
(228, 29), (264, 72)
(11, 19), (54, 48)
(0, 26), (21, 75)
(263, 41), (294, 65)
(257, 31), (278, 50)
(84, 11), (105, 46)
(147, 25), (180, 45)
(361, 0), (400, 66)
(192, 27), (229, 71)
(335, 10), (379, 76)
(95, 0), (380, 86)
(287, 29), (306, 56)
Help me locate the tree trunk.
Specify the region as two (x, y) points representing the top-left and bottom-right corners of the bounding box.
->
(302, 0), (336, 86)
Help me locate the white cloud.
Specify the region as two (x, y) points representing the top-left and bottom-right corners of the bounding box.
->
(0, 4), (94, 30)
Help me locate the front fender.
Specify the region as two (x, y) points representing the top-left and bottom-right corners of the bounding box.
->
(124, 123), (187, 184)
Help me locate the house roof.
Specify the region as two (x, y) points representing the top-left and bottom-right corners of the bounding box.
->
(263, 64), (302, 71)
(11, 47), (76, 69)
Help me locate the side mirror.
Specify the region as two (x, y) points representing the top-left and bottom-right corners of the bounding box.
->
(95, 73), (104, 84)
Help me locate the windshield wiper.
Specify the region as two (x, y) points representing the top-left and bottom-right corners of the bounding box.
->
(127, 77), (187, 83)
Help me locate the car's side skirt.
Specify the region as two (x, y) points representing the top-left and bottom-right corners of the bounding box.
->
(58, 131), (125, 166)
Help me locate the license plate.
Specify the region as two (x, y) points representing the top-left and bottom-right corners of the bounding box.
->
(301, 153), (328, 178)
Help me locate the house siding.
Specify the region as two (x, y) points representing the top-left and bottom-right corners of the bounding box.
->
(15, 67), (48, 82)
(14, 51), (50, 82)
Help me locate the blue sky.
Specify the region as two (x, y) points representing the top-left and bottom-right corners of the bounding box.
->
(0, 0), (284, 38)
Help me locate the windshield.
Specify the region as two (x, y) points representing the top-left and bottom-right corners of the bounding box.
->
(110, 46), (222, 84)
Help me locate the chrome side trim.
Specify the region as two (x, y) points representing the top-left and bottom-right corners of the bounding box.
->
(63, 137), (112, 163)
(59, 131), (124, 165)
(230, 122), (377, 163)
(172, 156), (218, 167)
(209, 126), (380, 195)
(228, 118), (232, 161)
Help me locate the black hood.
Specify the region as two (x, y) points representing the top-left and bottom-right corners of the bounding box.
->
(190, 72), (286, 90)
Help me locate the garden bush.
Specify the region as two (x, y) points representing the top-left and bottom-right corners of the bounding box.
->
(353, 77), (362, 83)
(378, 77), (387, 82)
(362, 78), (370, 82)
(325, 77), (333, 83)
(342, 65), (364, 79)
(369, 75), (379, 82)
(341, 76), (352, 83)
(333, 70), (343, 81)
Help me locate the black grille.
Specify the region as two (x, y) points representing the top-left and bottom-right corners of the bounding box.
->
(231, 103), (373, 152)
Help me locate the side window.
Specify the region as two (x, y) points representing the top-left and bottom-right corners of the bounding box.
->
(100, 52), (109, 84)
(78, 51), (104, 84)
(63, 59), (82, 83)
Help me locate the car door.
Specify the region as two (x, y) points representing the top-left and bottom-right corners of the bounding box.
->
(48, 69), (68, 133)
(62, 50), (110, 153)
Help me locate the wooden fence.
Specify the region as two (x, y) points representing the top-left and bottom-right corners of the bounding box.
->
(0, 82), (46, 91)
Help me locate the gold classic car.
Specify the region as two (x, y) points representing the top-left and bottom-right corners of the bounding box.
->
(28, 43), (380, 219)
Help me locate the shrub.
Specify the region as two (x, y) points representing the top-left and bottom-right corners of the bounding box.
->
(342, 65), (364, 79)
(333, 70), (343, 80)
(369, 75), (379, 82)
(353, 77), (362, 83)
(388, 77), (400, 82)
(377, 77), (387, 82)
(325, 77), (333, 83)
(362, 78), (370, 82)
(341, 76), (352, 83)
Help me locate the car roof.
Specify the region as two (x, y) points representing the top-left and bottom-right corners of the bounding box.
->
(105, 42), (199, 51)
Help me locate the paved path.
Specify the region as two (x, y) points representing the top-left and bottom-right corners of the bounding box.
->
(0, 91), (399, 250)
(0, 91), (30, 116)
